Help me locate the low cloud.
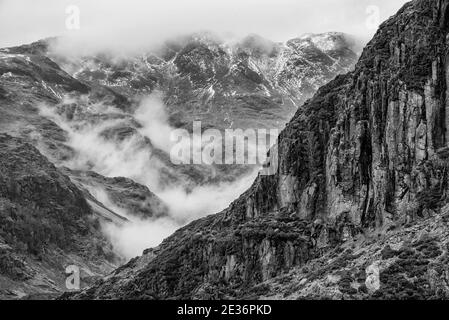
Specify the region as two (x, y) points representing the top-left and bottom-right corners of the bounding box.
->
(0, 0), (408, 54)
(134, 95), (177, 155)
(88, 186), (179, 259)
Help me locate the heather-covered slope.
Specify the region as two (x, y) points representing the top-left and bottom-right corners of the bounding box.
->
(260, 205), (449, 300)
(67, 0), (449, 300)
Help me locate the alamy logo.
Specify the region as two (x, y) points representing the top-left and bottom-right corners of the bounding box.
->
(365, 263), (380, 293)
(170, 121), (279, 176)
(65, 5), (81, 30)
(366, 5), (381, 31)
(65, 265), (80, 290)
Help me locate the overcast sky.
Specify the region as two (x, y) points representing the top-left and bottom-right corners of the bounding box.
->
(0, 0), (409, 53)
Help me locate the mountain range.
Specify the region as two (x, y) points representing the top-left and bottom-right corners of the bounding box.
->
(0, 31), (357, 299)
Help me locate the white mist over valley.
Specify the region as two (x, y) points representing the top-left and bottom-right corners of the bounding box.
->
(38, 95), (258, 259)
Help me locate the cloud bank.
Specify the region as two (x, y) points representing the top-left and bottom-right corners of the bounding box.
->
(1, 0), (408, 54)
(38, 95), (257, 259)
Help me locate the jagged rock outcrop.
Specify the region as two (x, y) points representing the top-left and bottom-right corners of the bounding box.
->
(66, 0), (449, 300)
(244, 0), (449, 229)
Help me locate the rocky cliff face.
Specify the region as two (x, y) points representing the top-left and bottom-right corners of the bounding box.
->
(67, 0), (449, 300)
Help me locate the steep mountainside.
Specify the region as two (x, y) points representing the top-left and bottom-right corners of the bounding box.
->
(0, 31), (356, 298)
(67, 0), (449, 300)
(0, 134), (117, 299)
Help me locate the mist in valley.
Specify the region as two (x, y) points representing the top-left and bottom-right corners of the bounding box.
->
(38, 95), (258, 259)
